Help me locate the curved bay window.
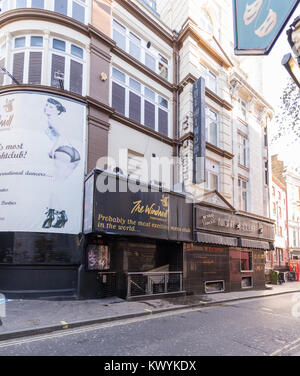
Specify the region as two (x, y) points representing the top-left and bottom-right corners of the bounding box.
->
(0, 0), (88, 24)
(1, 33), (85, 96)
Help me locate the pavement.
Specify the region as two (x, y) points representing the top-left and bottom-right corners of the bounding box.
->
(1, 282), (300, 342)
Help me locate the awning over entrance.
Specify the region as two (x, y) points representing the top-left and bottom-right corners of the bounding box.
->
(196, 232), (238, 247)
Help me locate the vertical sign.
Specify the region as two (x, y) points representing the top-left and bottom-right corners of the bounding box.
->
(233, 0), (300, 55)
(193, 77), (206, 184)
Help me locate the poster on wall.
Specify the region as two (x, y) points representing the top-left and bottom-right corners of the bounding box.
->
(0, 91), (86, 234)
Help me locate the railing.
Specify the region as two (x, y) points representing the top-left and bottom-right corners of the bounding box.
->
(126, 271), (183, 299)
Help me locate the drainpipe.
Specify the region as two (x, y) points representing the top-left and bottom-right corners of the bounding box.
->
(173, 31), (180, 188)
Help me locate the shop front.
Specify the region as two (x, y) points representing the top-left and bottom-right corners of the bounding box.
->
(184, 192), (274, 294)
(79, 169), (193, 300)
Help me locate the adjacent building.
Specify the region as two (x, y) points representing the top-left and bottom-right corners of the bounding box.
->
(0, 0), (275, 299)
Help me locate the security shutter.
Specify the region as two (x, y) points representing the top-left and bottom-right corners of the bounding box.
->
(70, 59), (83, 95)
(28, 51), (42, 84)
(0, 58), (5, 86)
(129, 92), (141, 123)
(144, 100), (155, 130)
(158, 108), (168, 136)
(12, 52), (25, 84)
(51, 54), (65, 89)
(112, 82), (125, 115)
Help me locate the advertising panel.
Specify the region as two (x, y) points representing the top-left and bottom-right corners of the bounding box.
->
(0, 91), (86, 234)
(83, 171), (193, 242)
(233, 0), (299, 55)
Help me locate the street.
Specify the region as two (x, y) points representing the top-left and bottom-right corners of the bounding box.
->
(1, 293), (300, 357)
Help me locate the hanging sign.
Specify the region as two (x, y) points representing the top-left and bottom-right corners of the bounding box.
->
(233, 0), (300, 55)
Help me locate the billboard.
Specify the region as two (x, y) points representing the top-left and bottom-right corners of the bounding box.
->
(0, 91), (86, 234)
(83, 170), (193, 242)
(233, 0), (300, 55)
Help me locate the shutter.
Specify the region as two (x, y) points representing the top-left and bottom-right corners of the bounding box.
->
(51, 54), (65, 89)
(0, 58), (5, 86)
(12, 52), (24, 84)
(129, 91), (141, 123)
(158, 108), (168, 136)
(28, 51), (42, 84)
(54, 0), (68, 15)
(144, 100), (155, 130)
(70, 59), (83, 95)
(112, 82), (125, 115)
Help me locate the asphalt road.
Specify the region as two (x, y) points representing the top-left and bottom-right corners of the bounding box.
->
(1, 293), (300, 357)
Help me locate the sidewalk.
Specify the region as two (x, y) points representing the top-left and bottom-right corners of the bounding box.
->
(1, 282), (300, 341)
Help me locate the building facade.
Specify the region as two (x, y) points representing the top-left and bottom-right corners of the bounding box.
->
(0, 0), (275, 299)
(266, 174), (289, 273)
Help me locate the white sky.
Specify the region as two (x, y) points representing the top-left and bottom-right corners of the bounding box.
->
(261, 4), (300, 167)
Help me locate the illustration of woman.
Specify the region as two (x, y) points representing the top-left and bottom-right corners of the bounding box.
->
(42, 97), (81, 229)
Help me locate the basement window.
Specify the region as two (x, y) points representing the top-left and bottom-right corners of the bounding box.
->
(205, 280), (225, 293)
(241, 276), (253, 289)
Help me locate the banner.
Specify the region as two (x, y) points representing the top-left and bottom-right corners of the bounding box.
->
(84, 171), (193, 242)
(0, 91), (86, 234)
(233, 0), (300, 55)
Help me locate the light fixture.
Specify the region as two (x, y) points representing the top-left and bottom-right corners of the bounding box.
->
(282, 53), (300, 89)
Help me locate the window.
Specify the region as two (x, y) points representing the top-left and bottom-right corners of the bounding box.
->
(264, 161), (269, 185)
(241, 276), (253, 289)
(111, 67), (170, 137)
(0, 43), (5, 86)
(263, 126), (268, 147)
(12, 35), (43, 85)
(238, 134), (248, 167)
(200, 64), (217, 93)
(241, 252), (252, 271)
(238, 178), (248, 211)
(112, 19), (169, 80)
(272, 186), (275, 196)
(278, 206), (282, 218)
(127, 150), (144, 181)
(238, 98), (247, 122)
(205, 160), (219, 191)
(273, 202), (276, 215)
(205, 281), (225, 293)
(51, 38), (84, 95)
(206, 108), (218, 146)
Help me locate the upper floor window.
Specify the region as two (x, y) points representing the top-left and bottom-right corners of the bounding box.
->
(238, 178), (248, 212)
(12, 35), (44, 85)
(200, 64), (217, 93)
(50, 38), (84, 94)
(238, 133), (248, 167)
(206, 107), (218, 146)
(138, 0), (159, 17)
(111, 67), (170, 137)
(205, 159), (219, 191)
(0, 0), (87, 24)
(3, 34), (85, 95)
(112, 19), (169, 81)
(237, 98), (247, 122)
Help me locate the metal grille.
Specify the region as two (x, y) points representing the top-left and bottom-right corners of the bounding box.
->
(126, 272), (183, 298)
(97, 272), (117, 298)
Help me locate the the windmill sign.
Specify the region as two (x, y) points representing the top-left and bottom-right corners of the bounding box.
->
(233, 0), (300, 55)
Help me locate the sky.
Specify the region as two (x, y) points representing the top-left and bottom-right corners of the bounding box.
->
(261, 4), (300, 167)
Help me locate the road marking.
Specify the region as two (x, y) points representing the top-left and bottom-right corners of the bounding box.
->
(60, 321), (68, 329)
(0, 305), (215, 349)
(270, 337), (300, 356)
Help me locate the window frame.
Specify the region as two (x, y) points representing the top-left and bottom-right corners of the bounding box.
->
(112, 18), (169, 81)
(206, 107), (219, 147)
(111, 66), (170, 137)
(240, 251), (253, 272)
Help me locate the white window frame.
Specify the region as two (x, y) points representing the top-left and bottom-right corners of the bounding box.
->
(11, 35), (44, 84)
(238, 133), (249, 167)
(112, 18), (169, 81)
(49, 36), (85, 95)
(238, 98), (247, 122)
(1, 0), (88, 24)
(206, 107), (219, 147)
(200, 63), (217, 93)
(111, 66), (170, 137)
(205, 159), (219, 191)
(238, 177), (248, 212)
